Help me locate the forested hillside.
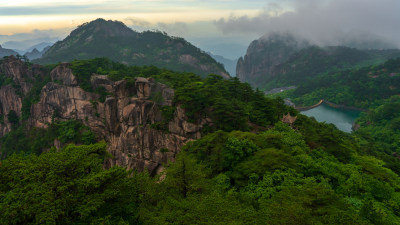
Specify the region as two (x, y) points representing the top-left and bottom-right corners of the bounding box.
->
(237, 33), (400, 90)
(34, 19), (229, 78)
(283, 57), (400, 109)
(0, 57), (400, 224)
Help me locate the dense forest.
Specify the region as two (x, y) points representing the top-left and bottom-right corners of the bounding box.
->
(282, 57), (400, 109)
(1, 58), (400, 224)
(261, 47), (400, 90)
(34, 19), (228, 78)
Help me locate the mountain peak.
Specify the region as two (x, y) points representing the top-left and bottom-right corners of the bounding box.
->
(71, 18), (137, 39)
(34, 19), (228, 78)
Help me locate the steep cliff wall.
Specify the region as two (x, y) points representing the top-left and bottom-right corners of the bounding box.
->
(0, 56), (45, 136)
(236, 33), (307, 87)
(0, 57), (207, 174)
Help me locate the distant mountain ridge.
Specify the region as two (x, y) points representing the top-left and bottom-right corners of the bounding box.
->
(208, 52), (238, 77)
(34, 18), (229, 78)
(0, 45), (18, 58)
(237, 33), (400, 89)
(24, 46), (51, 60)
(25, 42), (53, 52)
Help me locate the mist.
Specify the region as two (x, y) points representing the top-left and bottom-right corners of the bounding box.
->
(215, 0), (400, 49)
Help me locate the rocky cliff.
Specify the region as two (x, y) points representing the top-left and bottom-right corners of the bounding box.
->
(0, 56), (45, 136)
(237, 33), (308, 87)
(237, 33), (400, 90)
(0, 56), (207, 174)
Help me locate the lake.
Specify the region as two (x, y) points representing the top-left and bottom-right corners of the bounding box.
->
(301, 103), (361, 133)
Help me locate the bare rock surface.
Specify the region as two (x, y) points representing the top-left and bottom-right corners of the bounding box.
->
(27, 63), (206, 174)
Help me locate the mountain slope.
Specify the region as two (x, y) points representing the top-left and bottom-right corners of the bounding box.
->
(237, 33), (309, 86)
(0, 56), (288, 172)
(238, 33), (400, 89)
(2, 57), (400, 224)
(0, 45), (18, 58)
(209, 52), (238, 77)
(284, 57), (400, 109)
(24, 46), (50, 60)
(25, 42), (53, 52)
(34, 19), (229, 78)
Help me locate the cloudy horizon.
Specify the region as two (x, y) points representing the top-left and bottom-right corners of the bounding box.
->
(1, 0), (399, 58)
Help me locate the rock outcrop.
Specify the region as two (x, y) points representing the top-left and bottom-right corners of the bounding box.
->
(236, 33), (308, 87)
(27, 64), (207, 174)
(0, 56), (45, 136)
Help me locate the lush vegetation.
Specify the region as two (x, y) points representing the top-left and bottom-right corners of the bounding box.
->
(70, 58), (293, 130)
(2, 118), (400, 224)
(260, 46), (400, 90)
(0, 120), (96, 159)
(34, 19), (226, 77)
(0, 142), (139, 224)
(1, 57), (400, 224)
(354, 96), (400, 174)
(137, 121), (400, 224)
(273, 57), (400, 109)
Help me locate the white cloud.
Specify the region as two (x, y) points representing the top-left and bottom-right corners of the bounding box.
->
(215, 0), (400, 48)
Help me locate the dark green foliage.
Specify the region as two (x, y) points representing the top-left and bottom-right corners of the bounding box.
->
(173, 75), (291, 130)
(150, 106), (176, 132)
(0, 73), (14, 86)
(136, 118), (400, 224)
(0, 142), (140, 224)
(354, 96), (400, 174)
(2, 57), (400, 224)
(284, 57), (400, 109)
(261, 46), (400, 90)
(149, 91), (164, 104)
(69, 58), (291, 133)
(34, 19), (227, 77)
(0, 120), (97, 159)
(7, 110), (19, 125)
(95, 86), (111, 102)
(21, 74), (51, 120)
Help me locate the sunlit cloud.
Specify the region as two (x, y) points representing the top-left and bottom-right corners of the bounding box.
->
(0, 0), (265, 35)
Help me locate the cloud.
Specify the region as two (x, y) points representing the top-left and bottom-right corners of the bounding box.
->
(0, 29), (69, 50)
(156, 22), (189, 37)
(215, 0), (400, 48)
(125, 17), (151, 27)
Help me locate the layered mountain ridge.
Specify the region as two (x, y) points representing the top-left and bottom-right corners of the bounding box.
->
(34, 19), (229, 78)
(0, 45), (19, 58)
(237, 33), (400, 90)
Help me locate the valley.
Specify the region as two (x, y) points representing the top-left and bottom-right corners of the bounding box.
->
(0, 5), (400, 223)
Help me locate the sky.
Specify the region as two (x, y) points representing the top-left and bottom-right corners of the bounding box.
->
(0, 0), (399, 58)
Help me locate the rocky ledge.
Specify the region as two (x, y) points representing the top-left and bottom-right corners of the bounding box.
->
(0, 57), (208, 174)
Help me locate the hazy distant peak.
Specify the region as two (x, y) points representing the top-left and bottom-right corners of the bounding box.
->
(34, 19), (228, 78)
(259, 32), (310, 49)
(71, 18), (137, 38)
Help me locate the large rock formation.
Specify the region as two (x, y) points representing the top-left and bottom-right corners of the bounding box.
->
(0, 56), (45, 136)
(237, 33), (400, 90)
(237, 33), (308, 87)
(27, 63), (206, 174)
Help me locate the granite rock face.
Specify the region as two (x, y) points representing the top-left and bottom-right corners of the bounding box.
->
(236, 33), (308, 87)
(26, 64), (206, 174)
(0, 56), (45, 136)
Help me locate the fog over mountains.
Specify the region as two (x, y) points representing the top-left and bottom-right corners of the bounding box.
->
(216, 0), (400, 50)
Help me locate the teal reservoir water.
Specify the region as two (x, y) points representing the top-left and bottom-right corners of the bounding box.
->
(301, 103), (361, 133)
